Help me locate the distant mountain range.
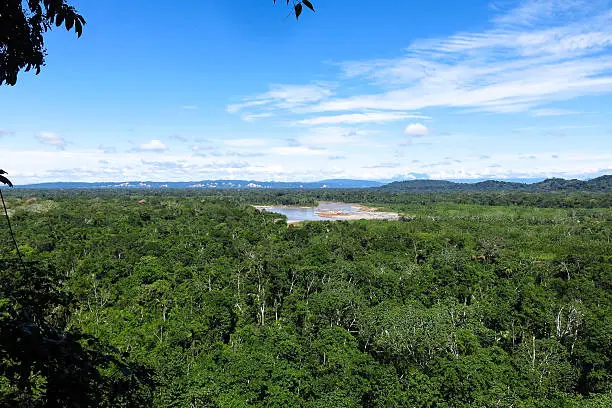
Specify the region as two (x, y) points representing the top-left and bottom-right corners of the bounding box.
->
(14, 175), (611, 192)
(380, 175), (612, 192)
(16, 179), (384, 189)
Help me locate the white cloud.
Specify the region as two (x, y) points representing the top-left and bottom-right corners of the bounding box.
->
(298, 112), (428, 125)
(297, 127), (382, 146)
(225, 150), (267, 157)
(1, 145), (610, 184)
(134, 140), (168, 152)
(270, 146), (328, 156)
(242, 113), (274, 121)
(169, 134), (189, 142)
(404, 123), (429, 137)
(223, 138), (267, 147)
(231, 1), (612, 118)
(531, 108), (580, 116)
(192, 144), (215, 151)
(363, 162), (401, 169)
(36, 132), (66, 150)
(226, 100), (270, 114)
(227, 83), (333, 114)
(98, 145), (117, 154)
(491, 0), (595, 27)
(265, 84), (333, 107)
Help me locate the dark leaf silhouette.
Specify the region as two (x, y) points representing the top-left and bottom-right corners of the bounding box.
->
(0, 175), (13, 188)
(65, 15), (75, 31)
(55, 11), (65, 27)
(75, 18), (83, 37)
(303, 0), (315, 12)
(1, 1), (87, 85)
(295, 3), (303, 19)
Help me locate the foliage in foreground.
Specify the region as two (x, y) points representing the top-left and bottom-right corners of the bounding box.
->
(0, 259), (154, 407)
(0, 191), (610, 406)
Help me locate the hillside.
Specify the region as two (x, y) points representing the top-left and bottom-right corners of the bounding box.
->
(381, 175), (612, 192)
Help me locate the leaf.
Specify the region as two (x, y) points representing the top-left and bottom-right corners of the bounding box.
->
(0, 175), (13, 188)
(55, 12), (65, 27)
(295, 3), (303, 19)
(75, 19), (83, 38)
(0, 169), (7, 174)
(65, 15), (75, 31)
(303, 0), (315, 12)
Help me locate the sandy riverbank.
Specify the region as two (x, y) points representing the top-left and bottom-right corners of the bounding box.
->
(255, 202), (399, 223)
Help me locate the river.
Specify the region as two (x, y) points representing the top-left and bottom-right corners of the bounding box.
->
(254, 202), (399, 223)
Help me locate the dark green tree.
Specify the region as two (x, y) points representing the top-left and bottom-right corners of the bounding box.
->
(0, 260), (154, 407)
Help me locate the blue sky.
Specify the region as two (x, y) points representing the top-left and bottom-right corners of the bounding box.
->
(1, 0), (611, 183)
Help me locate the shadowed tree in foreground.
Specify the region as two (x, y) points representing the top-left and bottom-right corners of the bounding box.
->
(0, 260), (155, 406)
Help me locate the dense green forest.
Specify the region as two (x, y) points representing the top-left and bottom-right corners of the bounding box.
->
(382, 175), (612, 193)
(1, 189), (611, 407)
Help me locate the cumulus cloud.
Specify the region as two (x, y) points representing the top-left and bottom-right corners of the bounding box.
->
(404, 123), (429, 137)
(36, 132), (66, 150)
(132, 140), (168, 152)
(2, 146), (610, 183)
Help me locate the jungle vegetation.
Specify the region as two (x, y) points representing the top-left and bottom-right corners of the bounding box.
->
(0, 189), (610, 407)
